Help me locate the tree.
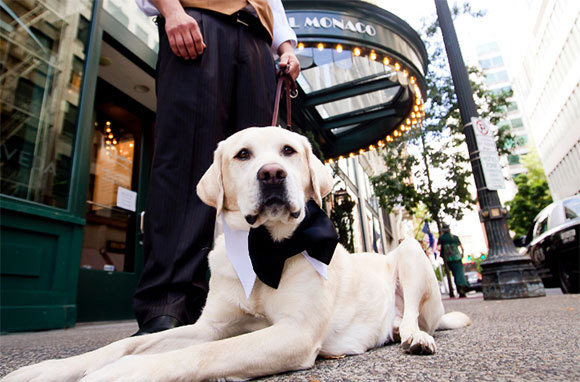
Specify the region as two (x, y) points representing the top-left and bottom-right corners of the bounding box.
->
(506, 148), (552, 237)
(371, 4), (514, 234)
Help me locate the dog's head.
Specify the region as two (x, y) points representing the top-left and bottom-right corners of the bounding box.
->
(197, 127), (333, 238)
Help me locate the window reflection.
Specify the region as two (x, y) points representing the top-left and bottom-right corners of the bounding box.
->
(315, 86), (400, 119)
(0, 0), (95, 208)
(298, 50), (391, 94)
(296, 48), (400, 119)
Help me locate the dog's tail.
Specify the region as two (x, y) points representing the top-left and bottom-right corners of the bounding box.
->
(437, 311), (471, 330)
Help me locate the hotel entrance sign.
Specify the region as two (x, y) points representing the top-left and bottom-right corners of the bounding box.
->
(471, 117), (505, 190)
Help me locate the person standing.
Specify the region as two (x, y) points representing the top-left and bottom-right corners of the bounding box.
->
(133, 0), (300, 335)
(438, 224), (468, 298)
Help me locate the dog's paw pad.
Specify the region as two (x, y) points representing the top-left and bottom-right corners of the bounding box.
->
(401, 332), (436, 355)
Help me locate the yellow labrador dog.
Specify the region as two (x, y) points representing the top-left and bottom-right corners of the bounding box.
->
(4, 127), (470, 382)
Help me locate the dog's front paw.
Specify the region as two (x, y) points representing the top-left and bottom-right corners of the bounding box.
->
(400, 331), (436, 355)
(3, 359), (86, 382)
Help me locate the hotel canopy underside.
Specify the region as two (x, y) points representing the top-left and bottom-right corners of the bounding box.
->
(283, 0), (428, 161)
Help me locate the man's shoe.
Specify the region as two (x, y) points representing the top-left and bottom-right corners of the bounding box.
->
(132, 315), (182, 336)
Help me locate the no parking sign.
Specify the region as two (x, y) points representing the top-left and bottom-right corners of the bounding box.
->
(471, 117), (505, 190)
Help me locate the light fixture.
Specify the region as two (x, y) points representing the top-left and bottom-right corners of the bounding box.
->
(336, 44), (343, 53)
(369, 51), (377, 60)
(353, 47), (361, 56)
(317, 43), (324, 51)
(383, 57), (390, 65)
(298, 42), (305, 50)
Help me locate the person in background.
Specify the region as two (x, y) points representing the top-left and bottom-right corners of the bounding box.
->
(438, 224), (468, 298)
(133, 0), (299, 335)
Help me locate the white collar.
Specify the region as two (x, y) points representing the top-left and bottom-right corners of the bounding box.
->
(221, 215), (328, 299)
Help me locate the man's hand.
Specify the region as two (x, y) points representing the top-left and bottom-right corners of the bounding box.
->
(155, 0), (205, 59)
(277, 41), (300, 81)
(165, 10), (205, 59)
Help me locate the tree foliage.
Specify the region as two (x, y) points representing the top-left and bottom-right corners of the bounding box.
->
(506, 149), (552, 237)
(371, 3), (514, 232)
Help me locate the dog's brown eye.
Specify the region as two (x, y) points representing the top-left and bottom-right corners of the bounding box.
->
(235, 148), (251, 160)
(282, 145), (296, 156)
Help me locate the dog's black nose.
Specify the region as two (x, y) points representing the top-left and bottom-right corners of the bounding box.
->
(257, 164), (287, 186)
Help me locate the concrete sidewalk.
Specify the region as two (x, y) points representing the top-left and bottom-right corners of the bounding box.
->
(1, 292), (579, 381)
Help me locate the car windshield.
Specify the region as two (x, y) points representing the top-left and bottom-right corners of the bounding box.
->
(563, 198), (580, 220)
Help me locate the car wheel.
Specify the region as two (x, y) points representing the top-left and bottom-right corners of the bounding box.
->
(558, 258), (579, 294)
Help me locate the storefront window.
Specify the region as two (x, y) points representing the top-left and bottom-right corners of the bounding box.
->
(0, 0), (95, 208)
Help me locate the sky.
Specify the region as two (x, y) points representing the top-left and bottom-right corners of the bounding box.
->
(368, 0), (531, 71)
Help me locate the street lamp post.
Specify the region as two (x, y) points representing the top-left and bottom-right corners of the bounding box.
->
(434, 0), (545, 299)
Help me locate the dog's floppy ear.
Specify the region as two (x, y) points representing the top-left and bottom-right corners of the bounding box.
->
(197, 143), (224, 214)
(303, 137), (333, 206)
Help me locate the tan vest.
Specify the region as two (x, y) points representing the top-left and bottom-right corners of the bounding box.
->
(180, 0), (274, 40)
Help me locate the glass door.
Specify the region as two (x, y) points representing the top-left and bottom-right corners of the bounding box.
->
(82, 101), (138, 273)
(76, 76), (153, 321)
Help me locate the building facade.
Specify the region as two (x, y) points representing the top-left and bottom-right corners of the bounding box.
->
(474, 41), (531, 203)
(513, 0), (580, 200)
(477, 42), (530, 178)
(0, 0), (425, 331)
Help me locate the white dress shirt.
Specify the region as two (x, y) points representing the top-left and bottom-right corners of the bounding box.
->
(135, 0), (297, 53)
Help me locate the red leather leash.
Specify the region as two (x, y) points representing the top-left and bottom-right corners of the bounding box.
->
(271, 68), (297, 130)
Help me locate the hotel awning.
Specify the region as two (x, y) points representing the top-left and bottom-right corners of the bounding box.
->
(282, 0), (428, 161)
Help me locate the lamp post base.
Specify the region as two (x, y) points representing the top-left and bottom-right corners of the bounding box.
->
(481, 257), (546, 300)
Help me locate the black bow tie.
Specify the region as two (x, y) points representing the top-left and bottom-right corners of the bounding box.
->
(248, 200), (338, 289)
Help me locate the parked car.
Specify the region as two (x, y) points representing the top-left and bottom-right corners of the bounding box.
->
(515, 196), (580, 293)
(463, 262), (482, 292)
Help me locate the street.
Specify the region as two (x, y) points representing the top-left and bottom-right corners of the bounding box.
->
(1, 291), (578, 381)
